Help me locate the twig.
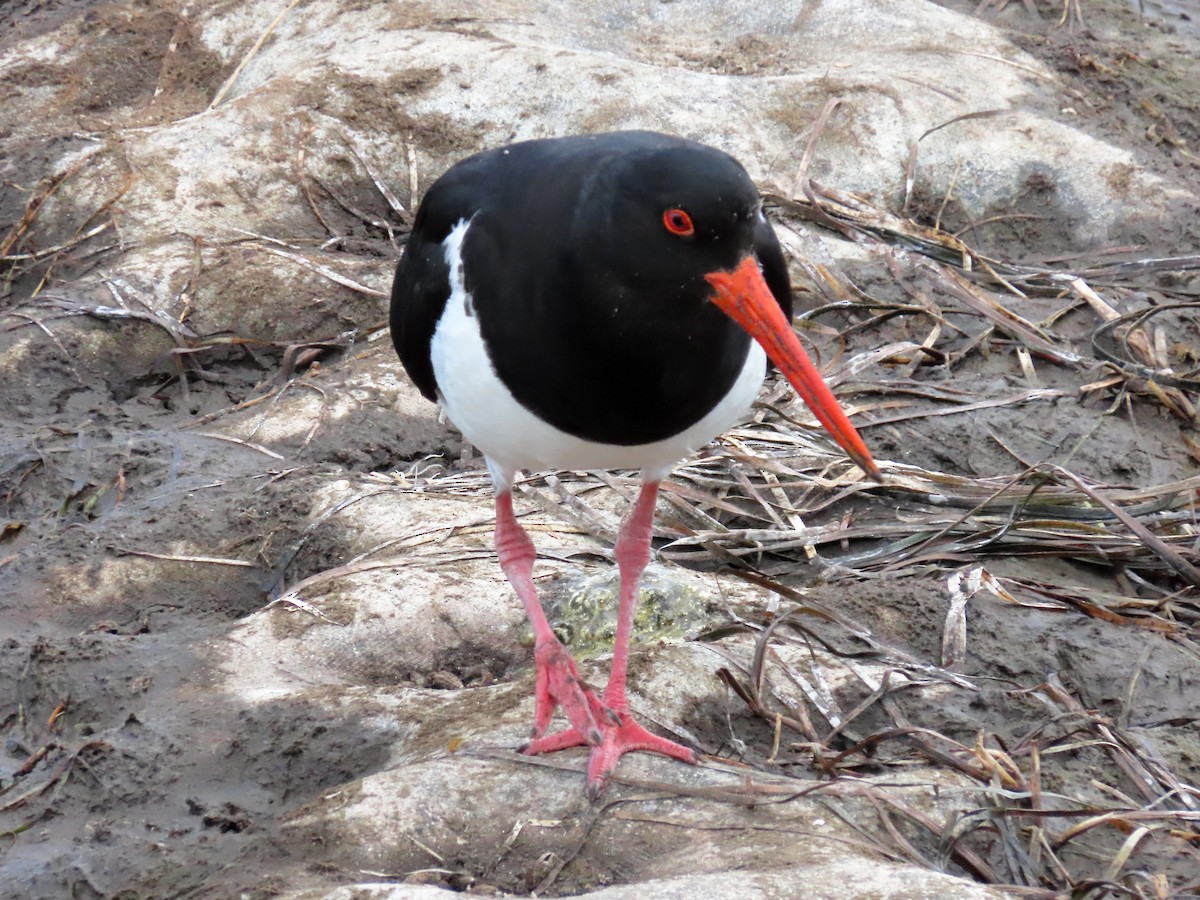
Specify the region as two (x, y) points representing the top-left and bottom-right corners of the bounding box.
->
(208, 0), (303, 110)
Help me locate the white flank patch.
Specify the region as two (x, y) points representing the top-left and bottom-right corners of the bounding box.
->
(430, 219), (767, 484)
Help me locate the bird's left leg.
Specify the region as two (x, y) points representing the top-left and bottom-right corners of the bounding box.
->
(492, 481), (604, 746)
(524, 478), (696, 799)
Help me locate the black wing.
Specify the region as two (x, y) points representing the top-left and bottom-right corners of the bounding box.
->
(389, 153), (499, 402)
(390, 213), (448, 401)
(389, 134), (653, 403)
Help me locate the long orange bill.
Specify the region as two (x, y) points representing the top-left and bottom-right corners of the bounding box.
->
(706, 256), (881, 480)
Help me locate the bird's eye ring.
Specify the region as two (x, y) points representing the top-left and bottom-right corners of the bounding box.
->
(662, 208), (695, 237)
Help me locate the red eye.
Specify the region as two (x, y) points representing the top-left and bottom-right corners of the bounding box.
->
(662, 208), (695, 237)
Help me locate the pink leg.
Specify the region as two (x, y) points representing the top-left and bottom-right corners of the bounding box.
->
(494, 489), (603, 745)
(523, 479), (696, 799)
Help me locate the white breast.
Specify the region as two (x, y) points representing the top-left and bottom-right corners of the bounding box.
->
(429, 219), (767, 484)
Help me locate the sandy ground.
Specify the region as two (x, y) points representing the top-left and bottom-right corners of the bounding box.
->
(2, 0), (1200, 897)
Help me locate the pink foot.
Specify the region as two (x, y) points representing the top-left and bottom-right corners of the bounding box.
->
(530, 639), (606, 745)
(522, 706), (697, 800)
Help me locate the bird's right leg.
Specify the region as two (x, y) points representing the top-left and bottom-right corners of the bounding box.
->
(493, 488), (603, 745)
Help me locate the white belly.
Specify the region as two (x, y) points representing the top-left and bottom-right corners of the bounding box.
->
(429, 220), (767, 482)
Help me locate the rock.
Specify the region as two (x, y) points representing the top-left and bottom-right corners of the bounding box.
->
(2, 0), (1197, 896)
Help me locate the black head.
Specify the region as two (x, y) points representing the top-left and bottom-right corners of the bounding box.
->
(573, 142), (765, 298)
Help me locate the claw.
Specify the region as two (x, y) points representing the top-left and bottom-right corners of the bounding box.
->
(530, 639), (602, 746)
(523, 706), (696, 800)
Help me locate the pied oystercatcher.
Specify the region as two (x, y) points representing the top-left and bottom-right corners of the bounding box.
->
(391, 130), (879, 798)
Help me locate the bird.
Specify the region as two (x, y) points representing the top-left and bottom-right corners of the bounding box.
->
(390, 130), (879, 799)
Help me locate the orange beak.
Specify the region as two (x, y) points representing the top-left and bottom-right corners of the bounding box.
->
(706, 256), (880, 480)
